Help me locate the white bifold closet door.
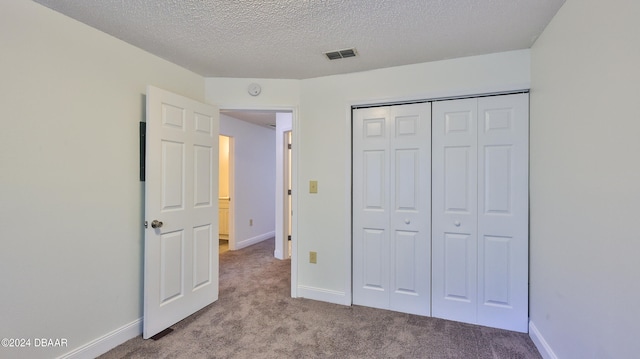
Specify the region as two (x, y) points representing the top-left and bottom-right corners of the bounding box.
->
(432, 93), (529, 332)
(352, 103), (431, 316)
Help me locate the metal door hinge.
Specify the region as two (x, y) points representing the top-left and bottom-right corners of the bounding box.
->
(288, 144), (292, 149)
(288, 189), (292, 195)
(144, 221), (148, 228)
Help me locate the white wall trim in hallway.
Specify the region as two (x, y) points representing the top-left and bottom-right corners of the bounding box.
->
(297, 286), (348, 306)
(236, 231), (276, 250)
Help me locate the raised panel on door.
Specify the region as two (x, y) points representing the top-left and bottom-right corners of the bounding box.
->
(364, 150), (386, 210)
(432, 98), (478, 322)
(439, 232), (476, 322)
(477, 93), (529, 332)
(353, 107), (390, 308)
(482, 235), (511, 305)
(193, 145), (212, 208)
(393, 230), (418, 294)
(388, 104), (431, 316)
(160, 230), (184, 303)
(362, 228), (388, 307)
(161, 140), (185, 210)
(193, 224), (213, 290)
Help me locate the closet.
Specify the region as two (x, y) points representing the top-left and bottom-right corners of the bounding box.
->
(352, 93), (529, 333)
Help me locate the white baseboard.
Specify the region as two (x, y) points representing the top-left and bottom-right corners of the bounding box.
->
(235, 231), (275, 250)
(529, 320), (558, 359)
(57, 318), (142, 359)
(297, 285), (349, 306)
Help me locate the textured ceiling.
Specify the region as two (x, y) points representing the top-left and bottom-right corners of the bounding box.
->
(33, 0), (565, 80)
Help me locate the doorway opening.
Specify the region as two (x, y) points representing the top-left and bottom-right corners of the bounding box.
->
(219, 107), (297, 298)
(218, 134), (232, 254)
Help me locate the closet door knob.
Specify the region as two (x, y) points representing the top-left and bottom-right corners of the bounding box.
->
(454, 221), (461, 227)
(404, 219), (411, 224)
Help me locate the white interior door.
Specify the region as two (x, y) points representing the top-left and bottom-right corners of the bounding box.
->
(432, 93), (529, 332)
(477, 94), (529, 332)
(144, 85), (219, 339)
(353, 103), (431, 316)
(432, 98), (479, 323)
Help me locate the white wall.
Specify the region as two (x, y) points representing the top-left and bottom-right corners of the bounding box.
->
(206, 49), (531, 304)
(529, 1), (640, 358)
(205, 78), (301, 109)
(0, 1), (205, 358)
(219, 114), (276, 250)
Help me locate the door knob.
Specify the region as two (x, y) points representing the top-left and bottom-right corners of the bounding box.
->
(404, 219), (411, 224)
(454, 221), (461, 227)
(151, 220), (163, 229)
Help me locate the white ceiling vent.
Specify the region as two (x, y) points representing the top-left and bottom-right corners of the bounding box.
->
(325, 48), (357, 60)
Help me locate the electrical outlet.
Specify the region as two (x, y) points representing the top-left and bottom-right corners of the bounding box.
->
(309, 251), (317, 264)
(249, 219), (253, 226)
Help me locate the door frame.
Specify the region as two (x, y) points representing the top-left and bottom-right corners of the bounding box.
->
(219, 105), (299, 298)
(275, 113), (292, 260)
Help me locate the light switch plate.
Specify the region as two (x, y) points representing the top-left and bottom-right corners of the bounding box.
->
(309, 180), (318, 193)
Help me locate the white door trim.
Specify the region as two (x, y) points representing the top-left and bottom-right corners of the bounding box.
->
(275, 114), (292, 260)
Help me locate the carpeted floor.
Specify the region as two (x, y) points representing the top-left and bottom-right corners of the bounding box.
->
(99, 238), (542, 359)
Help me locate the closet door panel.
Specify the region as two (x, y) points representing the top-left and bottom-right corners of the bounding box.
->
(477, 94), (529, 332)
(353, 107), (391, 309)
(353, 103), (431, 316)
(432, 98), (478, 322)
(388, 104), (431, 316)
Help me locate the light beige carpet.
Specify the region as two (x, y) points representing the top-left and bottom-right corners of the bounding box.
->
(99, 238), (541, 358)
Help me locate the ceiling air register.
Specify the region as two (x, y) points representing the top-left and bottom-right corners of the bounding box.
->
(324, 48), (357, 60)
